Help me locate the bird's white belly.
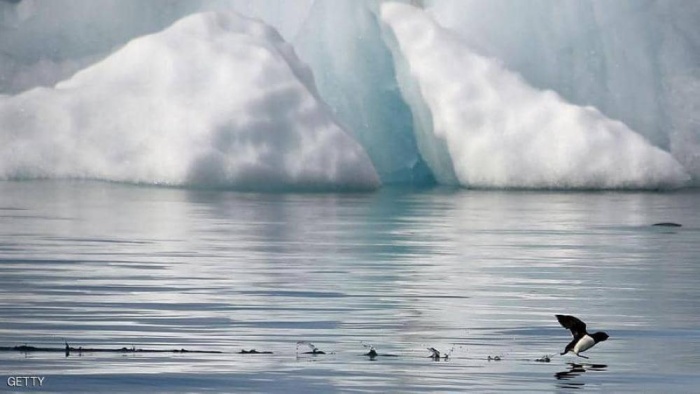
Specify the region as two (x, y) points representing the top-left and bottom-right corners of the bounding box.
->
(574, 335), (595, 354)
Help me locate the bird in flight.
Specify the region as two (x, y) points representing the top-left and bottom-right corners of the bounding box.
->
(556, 314), (609, 359)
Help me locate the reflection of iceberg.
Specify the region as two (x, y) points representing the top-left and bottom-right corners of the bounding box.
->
(380, 3), (689, 189)
(0, 11), (380, 191)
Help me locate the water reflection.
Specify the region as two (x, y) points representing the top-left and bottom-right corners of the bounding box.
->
(1, 182), (700, 392)
(555, 363), (607, 389)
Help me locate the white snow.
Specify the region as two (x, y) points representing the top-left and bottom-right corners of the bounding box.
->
(380, 3), (689, 189)
(0, 11), (380, 190)
(1, 0), (698, 189)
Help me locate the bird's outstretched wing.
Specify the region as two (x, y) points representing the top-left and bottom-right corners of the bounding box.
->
(296, 341), (317, 351)
(556, 314), (587, 338)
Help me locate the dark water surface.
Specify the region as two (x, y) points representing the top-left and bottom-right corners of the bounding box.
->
(1, 181), (700, 392)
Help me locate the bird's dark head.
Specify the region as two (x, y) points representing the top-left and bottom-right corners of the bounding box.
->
(592, 332), (609, 343)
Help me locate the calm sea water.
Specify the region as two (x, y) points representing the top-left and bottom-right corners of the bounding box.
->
(1, 181), (700, 393)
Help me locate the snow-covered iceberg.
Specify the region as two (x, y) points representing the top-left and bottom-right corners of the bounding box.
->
(1, 0), (698, 190)
(0, 11), (380, 191)
(380, 3), (689, 189)
(427, 0), (700, 183)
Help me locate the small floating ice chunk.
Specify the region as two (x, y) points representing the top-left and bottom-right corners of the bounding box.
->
(652, 222), (682, 227)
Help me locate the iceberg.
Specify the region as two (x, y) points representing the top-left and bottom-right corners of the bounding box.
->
(0, 11), (380, 191)
(428, 0), (700, 182)
(0, 0), (315, 94)
(294, 0), (434, 184)
(1, 0), (698, 190)
(380, 3), (689, 189)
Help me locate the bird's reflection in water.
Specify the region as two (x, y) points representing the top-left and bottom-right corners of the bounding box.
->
(555, 363), (607, 389)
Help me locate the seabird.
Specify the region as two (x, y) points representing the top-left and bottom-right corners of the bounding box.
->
(296, 341), (326, 355)
(361, 343), (397, 358)
(427, 347), (452, 360)
(556, 314), (608, 359)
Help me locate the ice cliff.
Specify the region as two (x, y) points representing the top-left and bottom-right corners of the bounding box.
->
(0, 10), (380, 190)
(0, 0), (698, 190)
